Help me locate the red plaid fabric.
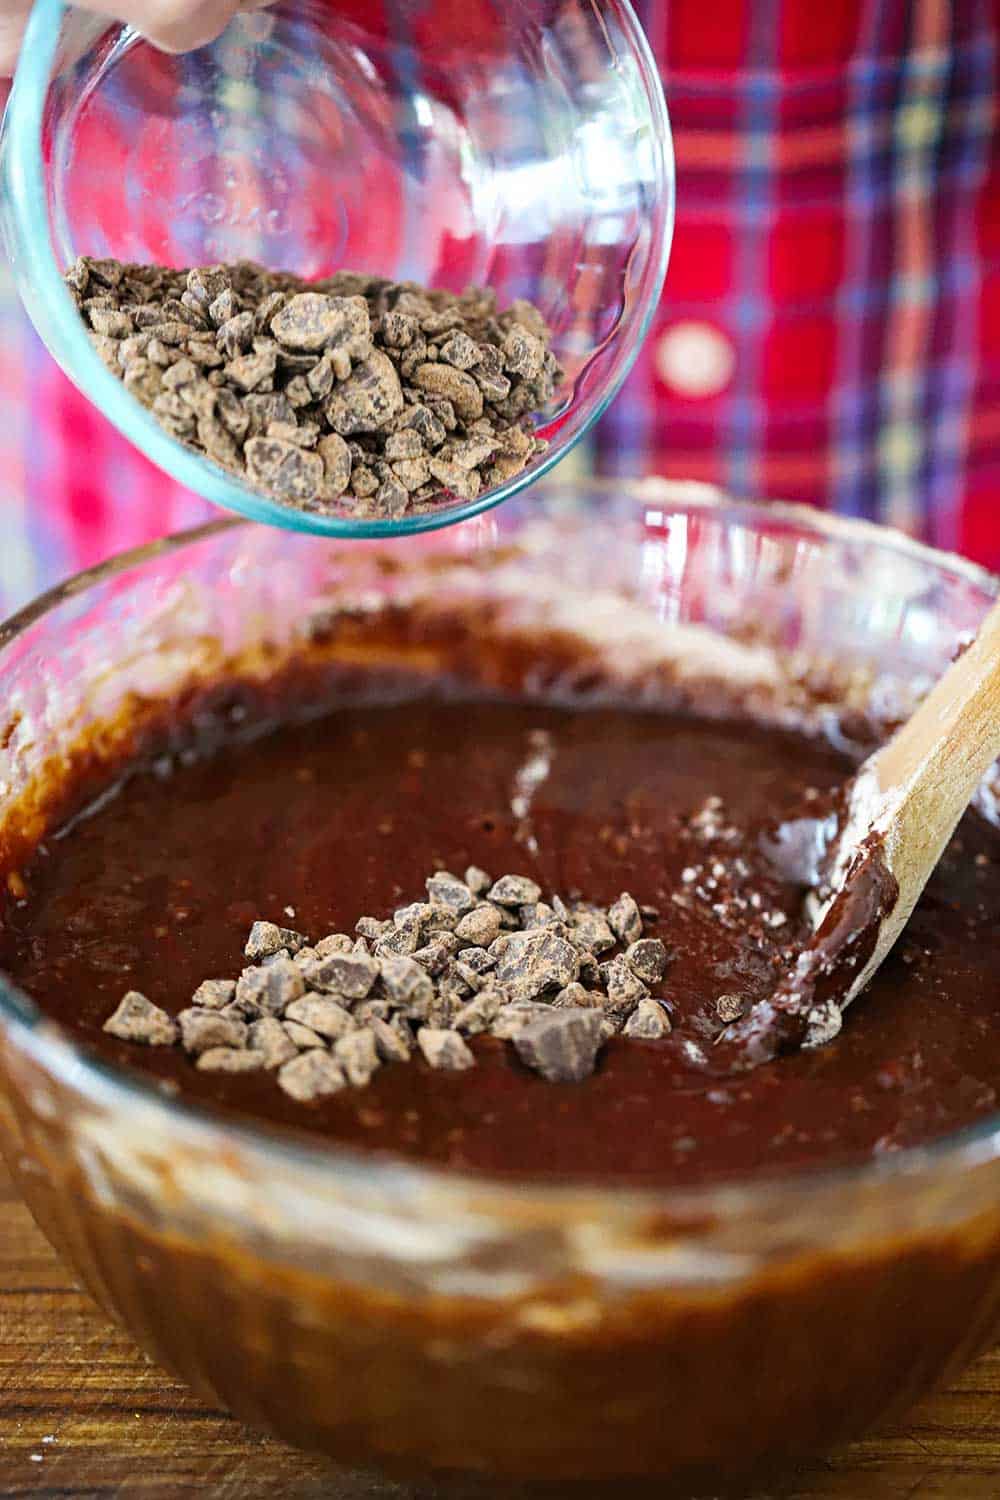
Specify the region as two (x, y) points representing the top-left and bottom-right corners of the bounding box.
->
(0, 0), (997, 611)
(598, 0), (1000, 568)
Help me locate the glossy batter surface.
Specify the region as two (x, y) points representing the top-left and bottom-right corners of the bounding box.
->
(3, 682), (1000, 1185)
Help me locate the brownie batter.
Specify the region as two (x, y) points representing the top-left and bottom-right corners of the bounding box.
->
(3, 672), (999, 1187)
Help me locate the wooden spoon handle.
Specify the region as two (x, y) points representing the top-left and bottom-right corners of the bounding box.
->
(876, 594), (1000, 806)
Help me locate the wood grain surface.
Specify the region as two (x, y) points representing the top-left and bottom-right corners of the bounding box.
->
(3, 1160), (1000, 1500)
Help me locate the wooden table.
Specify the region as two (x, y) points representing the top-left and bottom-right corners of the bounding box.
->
(3, 1161), (1000, 1500)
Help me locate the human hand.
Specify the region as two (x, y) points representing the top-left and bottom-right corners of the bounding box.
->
(0, 0), (258, 74)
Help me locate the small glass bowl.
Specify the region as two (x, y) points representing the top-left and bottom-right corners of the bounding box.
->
(3, 482), (1000, 1488)
(0, 0), (673, 536)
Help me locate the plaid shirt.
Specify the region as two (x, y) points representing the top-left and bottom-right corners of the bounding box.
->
(0, 0), (997, 610)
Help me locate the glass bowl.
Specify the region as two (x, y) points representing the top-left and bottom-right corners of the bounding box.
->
(2, 480), (1000, 1489)
(0, 0), (672, 536)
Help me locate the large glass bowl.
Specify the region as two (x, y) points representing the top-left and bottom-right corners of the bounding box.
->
(2, 481), (1000, 1489)
(0, 0), (672, 536)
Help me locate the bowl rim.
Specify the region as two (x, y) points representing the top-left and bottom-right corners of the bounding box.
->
(3, 479), (1000, 1218)
(2, 0), (675, 540)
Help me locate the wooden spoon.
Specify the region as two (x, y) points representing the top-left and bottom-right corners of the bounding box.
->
(723, 595), (1000, 1069)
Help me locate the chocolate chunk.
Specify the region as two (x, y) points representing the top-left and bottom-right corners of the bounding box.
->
(551, 981), (594, 1009)
(245, 920), (309, 960)
(191, 978), (237, 1010)
(715, 994), (745, 1024)
(412, 363), (484, 422)
(317, 433), (352, 497)
(177, 1007), (247, 1055)
(487, 874), (542, 907)
(425, 871), (476, 915)
(455, 945), (496, 975)
(454, 904), (502, 948)
(370, 1015), (411, 1062)
(271, 292), (371, 355)
(608, 892), (643, 946)
(278, 1050), (346, 1101)
(502, 324), (545, 379)
(625, 938), (669, 984)
(600, 955), (648, 1020)
(417, 1027), (475, 1071)
(519, 902), (556, 929)
(570, 910), (616, 955)
(490, 1003), (552, 1040)
(623, 998), (672, 1040)
(196, 1047), (265, 1073)
(495, 928), (579, 1001)
(453, 960), (484, 993)
(234, 957), (305, 1017)
(223, 347), (277, 392)
(453, 990), (504, 1035)
(315, 933), (354, 957)
(513, 1009), (605, 1083)
(325, 350), (404, 434)
(283, 1019), (325, 1050)
(216, 310), (254, 357)
(103, 991), (177, 1046)
(379, 955), (434, 1013)
(334, 1028), (380, 1087)
(411, 940), (453, 976)
(438, 331), (481, 369)
(374, 923), (421, 958)
(248, 1016), (299, 1068)
(300, 950), (380, 1000)
(245, 437), (324, 504)
(284, 996), (355, 1041)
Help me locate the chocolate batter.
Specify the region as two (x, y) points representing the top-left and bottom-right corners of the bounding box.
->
(2, 668), (999, 1187)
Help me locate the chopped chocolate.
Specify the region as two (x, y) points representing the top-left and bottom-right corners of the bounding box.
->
(490, 1002), (553, 1040)
(494, 928), (579, 1001)
(196, 1046), (265, 1073)
(425, 871), (476, 915)
(315, 933), (354, 956)
(99, 860), (678, 1107)
(569, 911), (617, 954)
(334, 1028), (381, 1088)
(234, 956), (305, 1016)
(453, 990), (504, 1035)
(625, 938), (669, 984)
(454, 904), (502, 947)
(66, 257), (562, 518)
(177, 1007), (248, 1055)
(191, 978), (237, 1010)
(245, 920), (309, 960)
(300, 951), (379, 1000)
(513, 1009), (606, 1083)
(248, 1016), (299, 1069)
(623, 999), (672, 1040)
(488, 874), (542, 907)
(283, 1019), (325, 1051)
(715, 994), (745, 1025)
(379, 955), (434, 1014)
(284, 996), (355, 1041)
(370, 1016), (411, 1063)
(417, 1027), (475, 1071)
(103, 991), (177, 1046)
(551, 981), (594, 1009)
(277, 1050), (346, 1102)
(600, 955), (648, 1021)
(608, 893), (643, 946)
